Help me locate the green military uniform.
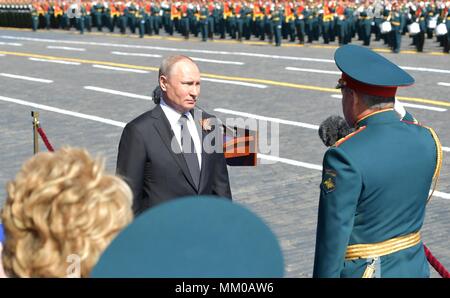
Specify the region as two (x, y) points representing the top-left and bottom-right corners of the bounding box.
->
(103, 4), (114, 32)
(271, 4), (282, 47)
(77, 4), (87, 34)
(313, 45), (442, 278)
(343, 4), (354, 44)
(151, 2), (161, 35)
(187, 2), (197, 37)
(207, 2), (215, 39)
(242, 4), (252, 40)
(127, 2), (138, 34)
(179, 2), (190, 39)
(199, 4), (209, 41)
(93, 1), (104, 31)
(390, 6), (402, 53)
(31, 4), (39, 31)
(359, 7), (372, 46)
(136, 6), (146, 38)
(294, 5), (306, 44)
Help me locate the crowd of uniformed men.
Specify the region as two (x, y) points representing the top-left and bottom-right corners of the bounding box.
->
(0, 0), (449, 52)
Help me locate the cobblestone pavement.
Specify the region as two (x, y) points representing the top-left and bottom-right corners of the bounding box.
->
(0, 28), (449, 277)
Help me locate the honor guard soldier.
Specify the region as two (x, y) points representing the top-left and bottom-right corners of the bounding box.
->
(221, 0), (232, 38)
(310, 2), (320, 42)
(180, 1), (190, 39)
(127, 1), (138, 34)
(335, 0), (346, 44)
(426, 1), (437, 39)
(442, 2), (450, 53)
(170, 0), (180, 34)
(234, 0), (244, 41)
(263, 0), (273, 42)
(283, 0), (295, 42)
(31, 2), (40, 31)
(83, 0), (92, 32)
(42, 1), (51, 29)
(143, 1), (153, 35)
(199, 0), (209, 40)
(136, 2), (146, 37)
(322, 1), (335, 44)
(152, 0), (161, 35)
(294, 1), (305, 44)
(105, 2), (118, 32)
(390, 1), (402, 53)
(252, 0), (264, 40)
(207, 0), (216, 39)
(359, 1), (373, 46)
(117, 1), (127, 34)
(313, 45), (442, 278)
(271, 0), (282, 46)
(61, 1), (70, 30)
(92, 0), (104, 31)
(77, 1), (87, 34)
(344, 0), (355, 44)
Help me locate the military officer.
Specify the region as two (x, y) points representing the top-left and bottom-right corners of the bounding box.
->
(234, 0), (244, 41)
(322, 1), (335, 44)
(43, 1), (51, 29)
(252, 0), (264, 40)
(443, 2), (450, 53)
(152, 0), (161, 35)
(271, 0), (282, 46)
(294, 1), (305, 44)
(136, 1), (146, 37)
(207, 0), (216, 39)
(31, 2), (40, 31)
(127, 1), (138, 34)
(199, 0), (209, 40)
(92, 0), (104, 31)
(83, 0), (92, 32)
(282, 0), (295, 42)
(180, 1), (190, 39)
(77, 1), (87, 34)
(390, 2), (402, 53)
(313, 44), (442, 278)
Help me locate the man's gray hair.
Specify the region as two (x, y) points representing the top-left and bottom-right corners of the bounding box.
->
(360, 93), (395, 109)
(158, 55), (195, 79)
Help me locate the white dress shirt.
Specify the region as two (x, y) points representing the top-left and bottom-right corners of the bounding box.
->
(160, 98), (202, 169)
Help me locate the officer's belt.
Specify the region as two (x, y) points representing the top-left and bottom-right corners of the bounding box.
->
(345, 231), (421, 260)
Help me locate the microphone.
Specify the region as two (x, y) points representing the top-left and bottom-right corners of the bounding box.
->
(152, 85), (162, 104)
(318, 115), (354, 147)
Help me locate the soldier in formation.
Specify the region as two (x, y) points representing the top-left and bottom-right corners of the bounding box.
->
(0, 0), (448, 52)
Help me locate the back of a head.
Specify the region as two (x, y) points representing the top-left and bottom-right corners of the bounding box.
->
(92, 196), (284, 278)
(1, 147), (133, 277)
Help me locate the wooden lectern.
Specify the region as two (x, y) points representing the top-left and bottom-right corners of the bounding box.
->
(222, 125), (257, 166)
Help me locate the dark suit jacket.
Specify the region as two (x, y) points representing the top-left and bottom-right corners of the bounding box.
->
(117, 105), (232, 215)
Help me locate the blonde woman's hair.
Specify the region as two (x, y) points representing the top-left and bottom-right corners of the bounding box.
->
(1, 147), (133, 277)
